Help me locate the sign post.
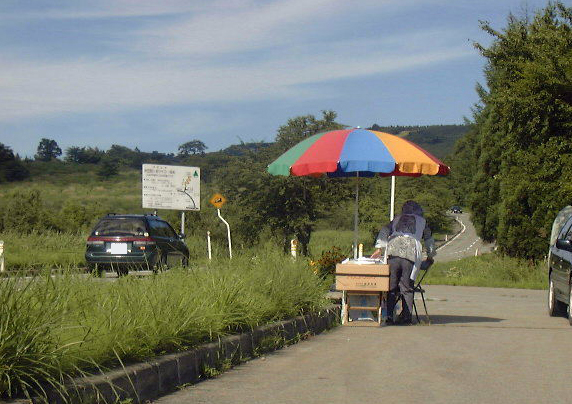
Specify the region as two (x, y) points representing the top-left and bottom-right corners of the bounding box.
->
(209, 193), (232, 258)
(142, 164), (200, 235)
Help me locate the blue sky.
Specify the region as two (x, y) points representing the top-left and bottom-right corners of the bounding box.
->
(0, 0), (551, 157)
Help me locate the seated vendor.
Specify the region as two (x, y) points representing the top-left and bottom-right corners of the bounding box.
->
(371, 200), (435, 325)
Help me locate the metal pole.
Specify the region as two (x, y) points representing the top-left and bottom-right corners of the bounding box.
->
(181, 211), (185, 235)
(390, 176), (396, 221)
(353, 172), (360, 260)
(207, 231), (212, 260)
(217, 208), (232, 258)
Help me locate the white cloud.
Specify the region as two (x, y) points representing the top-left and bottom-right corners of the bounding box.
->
(2, 0), (201, 20)
(0, 0), (474, 122)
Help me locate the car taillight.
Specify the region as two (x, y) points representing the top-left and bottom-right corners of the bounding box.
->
(133, 239), (156, 246)
(87, 237), (104, 246)
(133, 238), (155, 250)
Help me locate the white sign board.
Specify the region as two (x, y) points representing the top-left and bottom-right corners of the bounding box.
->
(142, 164), (200, 211)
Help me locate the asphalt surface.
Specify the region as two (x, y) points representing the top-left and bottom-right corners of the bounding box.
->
(435, 213), (495, 262)
(154, 285), (571, 404)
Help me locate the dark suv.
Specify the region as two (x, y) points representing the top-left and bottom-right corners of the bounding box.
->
(450, 206), (462, 214)
(548, 213), (572, 323)
(85, 214), (189, 276)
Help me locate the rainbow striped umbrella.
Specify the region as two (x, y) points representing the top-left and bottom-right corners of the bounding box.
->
(267, 128), (449, 177)
(267, 128), (450, 258)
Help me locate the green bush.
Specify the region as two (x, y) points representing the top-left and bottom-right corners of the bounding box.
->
(0, 189), (46, 233)
(0, 252), (329, 401)
(427, 253), (547, 289)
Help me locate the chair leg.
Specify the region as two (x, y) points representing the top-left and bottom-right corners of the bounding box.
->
(420, 291), (430, 323)
(412, 296), (420, 323)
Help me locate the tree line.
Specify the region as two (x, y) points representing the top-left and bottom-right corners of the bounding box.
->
(0, 112), (456, 256)
(449, 1), (572, 260)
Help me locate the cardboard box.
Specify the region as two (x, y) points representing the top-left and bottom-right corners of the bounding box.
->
(336, 275), (389, 291)
(335, 263), (389, 276)
(335, 263), (390, 291)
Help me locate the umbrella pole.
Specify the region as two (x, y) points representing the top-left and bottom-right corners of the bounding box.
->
(390, 176), (396, 221)
(353, 172), (359, 260)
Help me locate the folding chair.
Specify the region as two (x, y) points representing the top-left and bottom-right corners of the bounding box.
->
(394, 259), (432, 324)
(411, 259), (432, 324)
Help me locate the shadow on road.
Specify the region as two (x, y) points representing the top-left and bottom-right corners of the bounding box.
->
(427, 315), (504, 325)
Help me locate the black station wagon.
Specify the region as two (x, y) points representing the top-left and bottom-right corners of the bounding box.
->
(85, 214), (189, 276)
(548, 212), (572, 323)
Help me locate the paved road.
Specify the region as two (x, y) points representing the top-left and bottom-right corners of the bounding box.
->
(154, 285), (571, 404)
(435, 213), (494, 262)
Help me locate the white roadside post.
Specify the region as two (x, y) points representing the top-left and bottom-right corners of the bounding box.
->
(0, 240), (4, 273)
(207, 231), (212, 260)
(358, 243), (363, 258)
(290, 239), (297, 258)
(181, 212), (185, 235)
(217, 209), (232, 259)
(210, 194), (231, 258)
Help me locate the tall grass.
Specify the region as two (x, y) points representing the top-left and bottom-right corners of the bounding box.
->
(426, 253), (548, 289)
(0, 250), (329, 401)
(0, 229), (360, 271)
(0, 230), (86, 270)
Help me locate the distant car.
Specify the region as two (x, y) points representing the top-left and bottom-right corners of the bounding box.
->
(85, 213), (189, 276)
(548, 211), (572, 323)
(450, 206), (462, 214)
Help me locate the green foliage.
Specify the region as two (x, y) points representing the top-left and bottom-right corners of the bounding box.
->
(97, 159), (119, 180)
(369, 124), (470, 158)
(64, 146), (104, 164)
(0, 189), (45, 233)
(35, 138), (62, 162)
(358, 175), (454, 241)
(309, 246), (347, 277)
(0, 231), (86, 270)
(215, 110), (347, 254)
(0, 143), (28, 182)
(2, 111), (458, 261)
(459, 2), (572, 259)
(427, 253), (547, 289)
(178, 140), (207, 156)
(0, 253), (329, 400)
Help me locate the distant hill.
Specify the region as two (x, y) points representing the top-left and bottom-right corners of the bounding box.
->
(220, 141), (272, 156)
(368, 124), (470, 159)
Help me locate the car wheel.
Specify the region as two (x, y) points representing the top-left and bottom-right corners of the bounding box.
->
(181, 255), (189, 267)
(88, 263), (104, 277)
(548, 274), (566, 316)
(115, 266), (128, 277)
(152, 253), (168, 273)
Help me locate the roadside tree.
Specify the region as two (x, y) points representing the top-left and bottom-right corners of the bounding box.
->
(0, 143), (29, 182)
(465, 2), (572, 259)
(35, 138), (62, 161)
(178, 140), (207, 157)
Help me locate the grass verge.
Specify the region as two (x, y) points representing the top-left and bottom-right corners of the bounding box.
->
(0, 250), (329, 402)
(426, 253), (548, 289)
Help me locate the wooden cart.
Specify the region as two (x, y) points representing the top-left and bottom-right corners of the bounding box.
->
(335, 262), (390, 326)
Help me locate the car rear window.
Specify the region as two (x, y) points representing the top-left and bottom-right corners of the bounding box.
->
(93, 218), (147, 236)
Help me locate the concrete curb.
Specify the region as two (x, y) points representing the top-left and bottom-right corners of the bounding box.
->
(5, 306), (339, 404)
